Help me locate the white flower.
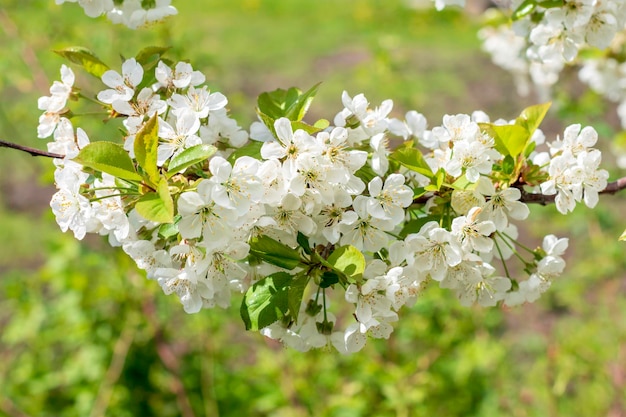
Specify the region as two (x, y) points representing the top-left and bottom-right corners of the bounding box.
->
(433, 0), (465, 11)
(365, 174), (413, 224)
(451, 207), (496, 253)
(388, 110), (428, 140)
(576, 150), (609, 208)
(154, 61), (205, 90)
(97, 58), (143, 104)
(155, 267), (213, 314)
(123, 239), (171, 278)
(156, 110), (202, 165)
(478, 183), (530, 230)
(339, 196), (395, 252)
(550, 124), (598, 157)
(37, 65), (75, 138)
(370, 133), (390, 176)
(446, 139), (493, 183)
(169, 86), (227, 120)
(177, 179), (238, 242)
(330, 323), (367, 354)
(406, 221), (463, 281)
(112, 87), (167, 118)
(261, 118), (322, 177)
(208, 156), (263, 216)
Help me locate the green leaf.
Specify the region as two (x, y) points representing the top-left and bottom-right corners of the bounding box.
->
(157, 178), (174, 222)
(296, 232), (312, 255)
(257, 83), (320, 122)
(134, 182), (174, 224)
(320, 271), (340, 288)
(512, 0), (536, 21)
(158, 221), (180, 239)
(291, 120), (325, 135)
(54, 46), (109, 78)
(326, 245), (365, 283)
(288, 273), (310, 325)
(619, 228), (626, 242)
(74, 142), (142, 182)
(134, 114), (160, 185)
(390, 143), (434, 178)
(400, 216), (439, 238)
(135, 46), (171, 65)
(256, 110), (278, 137)
(314, 119), (330, 130)
(285, 83), (321, 122)
(480, 123), (529, 158)
(516, 102), (551, 137)
(167, 144), (217, 178)
(257, 88), (293, 120)
(451, 174), (478, 191)
(249, 235), (302, 270)
(354, 164), (378, 185)
(240, 272), (292, 331)
(227, 140), (263, 164)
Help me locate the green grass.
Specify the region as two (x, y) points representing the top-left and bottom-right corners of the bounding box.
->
(1, 1), (625, 416)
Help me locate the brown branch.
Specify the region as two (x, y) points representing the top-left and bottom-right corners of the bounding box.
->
(0, 139), (64, 159)
(414, 176), (626, 206)
(519, 176), (626, 205)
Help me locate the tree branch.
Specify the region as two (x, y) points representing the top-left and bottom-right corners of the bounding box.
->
(0, 139), (64, 159)
(414, 176), (626, 206)
(519, 176), (626, 205)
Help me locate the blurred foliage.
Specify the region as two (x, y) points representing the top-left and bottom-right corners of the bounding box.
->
(1, 0), (626, 416)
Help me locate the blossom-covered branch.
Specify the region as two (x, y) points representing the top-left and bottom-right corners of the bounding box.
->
(28, 45), (616, 353)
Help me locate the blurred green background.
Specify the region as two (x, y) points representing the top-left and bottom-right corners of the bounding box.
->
(1, 0), (625, 416)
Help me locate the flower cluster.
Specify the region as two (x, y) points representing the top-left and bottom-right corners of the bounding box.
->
(37, 52), (609, 353)
(55, 0), (177, 28)
(477, 1), (626, 94)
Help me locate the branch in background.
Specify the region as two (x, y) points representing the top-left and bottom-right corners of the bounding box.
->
(519, 176), (626, 205)
(0, 139), (64, 159)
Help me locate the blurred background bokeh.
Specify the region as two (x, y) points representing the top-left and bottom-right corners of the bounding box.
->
(1, 1), (625, 416)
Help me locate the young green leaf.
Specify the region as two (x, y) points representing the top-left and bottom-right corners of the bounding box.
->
(240, 272), (292, 331)
(249, 235), (302, 270)
(285, 82), (321, 122)
(296, 232), (312, 255)
(74, 142), (142, 182)
(480, 123), (529, 158)
(135, 46), (171, 65)
(54, 46), (110, 78)
(134, 114), (160, 185)
(516, 102), (551, 137)
(157, 178), (174, 221)
(288, 273), (311, 325)
(326, 245), (365, 283)
(390, 143), (434, 178)
(167, 144), (217, 178)
(135, 192), (174, 224)
(512, 0), (536, 21)
(227, 140), (263, 164)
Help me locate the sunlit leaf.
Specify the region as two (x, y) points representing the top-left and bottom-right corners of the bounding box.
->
(54, 46), (109, 78)
(134, 114), (160, 185)
(240, 272), (292, 331)
(326, 245), (365, 283)
(249, 235), (302, 270)
(74, 142), (141, 182)
(167, 144), (216, 178)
